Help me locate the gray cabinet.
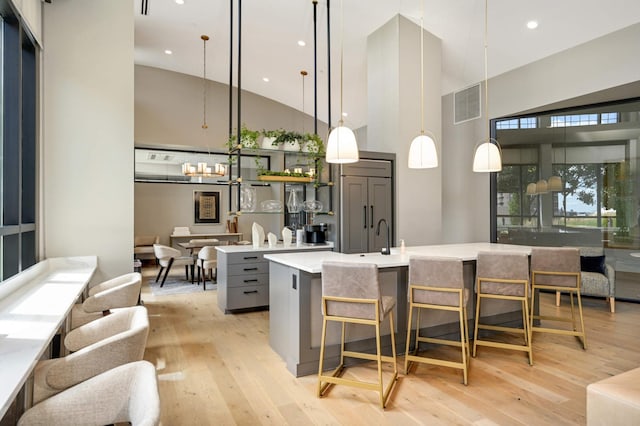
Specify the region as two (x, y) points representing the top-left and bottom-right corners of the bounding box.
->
(340, 158), (394, 254)
(217, 245), (332, 313)
(217, 251), (270, 314)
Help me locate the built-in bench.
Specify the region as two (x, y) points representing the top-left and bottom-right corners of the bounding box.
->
(0, 256), (97, 422)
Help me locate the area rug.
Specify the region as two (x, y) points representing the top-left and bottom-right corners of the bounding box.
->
(148, 276), (216, 296)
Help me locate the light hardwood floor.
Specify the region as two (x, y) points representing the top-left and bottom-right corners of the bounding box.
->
(140, 267), (640, 426)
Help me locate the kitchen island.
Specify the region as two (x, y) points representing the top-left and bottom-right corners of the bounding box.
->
(216, 243), (333, 314)
(264, 242), (532, 377)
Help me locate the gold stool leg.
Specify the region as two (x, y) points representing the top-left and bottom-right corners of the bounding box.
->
(459, 305), (468, 385)
(317, 316), (328, 397)
(473, 291), (482, 357)
(404, 303), (414, 374)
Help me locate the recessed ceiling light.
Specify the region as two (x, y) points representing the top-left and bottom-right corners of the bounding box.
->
(175, 0), (184, 4)
(527, 20), (538, 29)
(297, 40), (306, 47)
(164, 49), (173, 55)
(262, 77), (269, 82)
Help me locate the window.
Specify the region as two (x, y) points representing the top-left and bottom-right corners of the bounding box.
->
(492, 99), (640, 250)
(0, 7), (38, 281)
(550, 112), (619, 127)
(496, 117), (537, 130)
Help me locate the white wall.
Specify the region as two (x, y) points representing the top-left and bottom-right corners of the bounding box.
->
(42, 0), (134, 282)
(367, 15), (442, 246)
(11, 0), (42, 44)
(442, 23), (640, 244)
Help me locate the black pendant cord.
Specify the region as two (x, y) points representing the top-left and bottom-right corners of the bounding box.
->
(313, 0), (318, 135)
(228, 0), (234, 211)
(326, 0), (331, 132)
(326, 0), (333, 212)
(236, 0), (242, 212)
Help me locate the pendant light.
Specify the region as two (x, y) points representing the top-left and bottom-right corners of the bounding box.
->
(472, 0), (502, 173)
(408, 5), (437, 169)
(326, 0), (358, 164)
(182, 35), (226, 177)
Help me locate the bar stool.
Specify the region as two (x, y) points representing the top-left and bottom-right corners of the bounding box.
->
(473, 251), (533, 365)
(317, 261), (398, 409)
(404, 256), (470, 385)
(530, 247), (586, 349)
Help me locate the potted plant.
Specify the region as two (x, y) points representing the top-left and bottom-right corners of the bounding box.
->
(274, 129), (304, 151)
(261, 129), (280, 150)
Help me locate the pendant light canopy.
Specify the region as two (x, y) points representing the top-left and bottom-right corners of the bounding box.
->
(472, 0), (502, 173)
(326, 0), (358, 164)
(408, 10), (437, 169)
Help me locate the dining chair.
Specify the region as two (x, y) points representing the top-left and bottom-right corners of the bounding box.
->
(71, 272), (142, 329)
(19, 361), (160, 426)
(33, 306), (149, 404)
(153, 243), (195, 286)
(473, 251), (533, 365)
(197, 244), (225, 289)
(404, 256), (470, 385)
(530, 247), (586, 349)
(317, 261), (398, 409)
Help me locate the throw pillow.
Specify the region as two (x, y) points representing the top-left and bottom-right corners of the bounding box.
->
(580, 255), (606, 275)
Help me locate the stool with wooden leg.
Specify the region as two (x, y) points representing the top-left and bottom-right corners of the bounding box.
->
(530, 247), (586, 349)
(473, 251), (533, 365)
(404, 256), (470, 385)
(317, 261), (398, 409)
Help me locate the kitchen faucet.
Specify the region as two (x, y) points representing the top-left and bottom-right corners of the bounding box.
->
(376, 218), (391, 255)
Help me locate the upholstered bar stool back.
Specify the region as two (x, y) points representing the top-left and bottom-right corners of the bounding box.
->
(530, 247), (586, 349)
(473, 251), (532, 365)
(404, 256), (470, 385)
(317, 261), (398, 409)
(153, 244), (195, 287)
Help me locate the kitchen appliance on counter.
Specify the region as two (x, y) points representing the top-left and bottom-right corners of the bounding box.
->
(304, 223), (328, 245)
(301, 199), (328, 245)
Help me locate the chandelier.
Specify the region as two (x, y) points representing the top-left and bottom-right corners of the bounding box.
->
(182, 35), (226, 178)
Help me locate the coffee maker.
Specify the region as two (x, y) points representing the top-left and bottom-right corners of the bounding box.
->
(301, 200), (327, 244)
(304, 223), (328, 245)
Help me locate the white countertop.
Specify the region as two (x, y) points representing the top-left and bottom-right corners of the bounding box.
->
(263, 242), (532, 273)
(217, 242), (334, 254)
(0, 256), (97, 418)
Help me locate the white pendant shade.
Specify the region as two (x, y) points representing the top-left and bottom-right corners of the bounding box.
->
(326, 125), (359, 164)
(408, 134), (438, 169)
(536, 179), (548, 194)
(472, 141), (502, 172)
(547, 175), (563, 191)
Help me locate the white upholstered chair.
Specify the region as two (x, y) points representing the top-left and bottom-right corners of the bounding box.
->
(33, 306), (149, 404)
(153, 243), (195, 286)
(71, 272), (142, 329)
(197, 245), (221, 290)
(555, 246), (616, 313)
(19, 361), (160, 426)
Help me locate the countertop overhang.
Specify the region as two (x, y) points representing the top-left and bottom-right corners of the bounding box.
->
(263, 242), (533, 273)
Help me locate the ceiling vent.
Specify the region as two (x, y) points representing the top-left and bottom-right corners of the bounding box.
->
(454, 83), (481, 124)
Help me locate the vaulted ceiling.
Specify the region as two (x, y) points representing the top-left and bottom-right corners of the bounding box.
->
(134, 0), (640, 128)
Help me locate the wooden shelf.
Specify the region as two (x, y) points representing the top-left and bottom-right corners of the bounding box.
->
(258, 175), (314, 183)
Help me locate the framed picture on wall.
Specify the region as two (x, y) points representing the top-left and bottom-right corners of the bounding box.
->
(194, 191), (220, 224)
